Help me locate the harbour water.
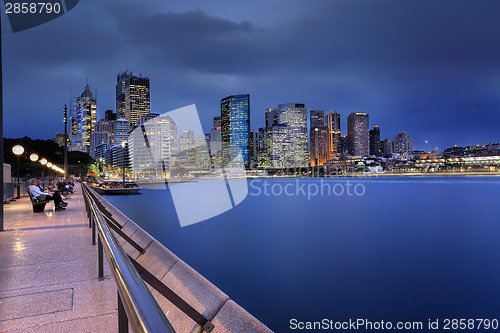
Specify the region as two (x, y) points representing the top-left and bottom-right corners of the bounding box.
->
(105, 176), (500, 332)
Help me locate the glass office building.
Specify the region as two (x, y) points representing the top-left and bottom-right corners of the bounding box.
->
(221, 94), (250, 168)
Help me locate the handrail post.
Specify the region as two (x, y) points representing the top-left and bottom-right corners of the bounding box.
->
(118, 290), (129, 333)
(92, 214), (96, 245)
(98, 235), (104, 280)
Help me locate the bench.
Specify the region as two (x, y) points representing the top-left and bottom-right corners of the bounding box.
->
(27, 190), (50, 213)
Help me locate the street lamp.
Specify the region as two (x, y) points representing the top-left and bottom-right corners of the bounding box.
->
(46, 162), (53, 187)
(40, 158), (47, 189)
(425, 140), (428, 153)
(122, 141), (127, 186)
(12, 145), (24, 199)
(30, 153), (39, 180)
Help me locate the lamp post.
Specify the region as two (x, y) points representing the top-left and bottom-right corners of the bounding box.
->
(12, 145), (24, 199)
(30, 153), (39, 179)
(47, 162), (53, 188)
(121, 141), (127, 187)
(40, 158), (47, 189)
(425, 140), (428, 153)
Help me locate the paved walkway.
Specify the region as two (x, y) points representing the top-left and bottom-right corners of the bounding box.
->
(0, 185), (118, 332)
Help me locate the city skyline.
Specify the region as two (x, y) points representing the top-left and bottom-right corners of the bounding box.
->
(3, 0), (500, 151)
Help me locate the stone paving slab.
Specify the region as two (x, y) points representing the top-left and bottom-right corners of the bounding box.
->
(0, 184), (117, 332)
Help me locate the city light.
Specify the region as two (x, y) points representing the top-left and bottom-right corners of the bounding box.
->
(12, 145), (24, 156)
(40, 158), (47, 165)
(29, 153), (39, 162)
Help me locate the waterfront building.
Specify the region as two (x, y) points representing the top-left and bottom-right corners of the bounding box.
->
(89, 132), (109, 159)
(116, 71), (150, 127)
(392, 132), (413, 154)
(221, 94), (250, 168)
(95, 143), (108, 165)
(195, 136), (211, 169)
(96, 119), (114, 144)
(383, 138), (392, 156)
(277, 103), (308, 167)
(347, 112), (369, 157)
(310, 110), (325, 128)
(341, 135), (349, 154)
(369, 126), (381, 156)
(265, 108), (279, 128)
(136, 113), (159, 127)
(325, 111), (341, 157)
(266, 124), (293, 169)
(128, 115), (176, 180)
(210, 116), (222, 154)
(76, 84), (97, 153)
(114, 118), (130, 146)
(310, 126), (329, 166)
(249, 130), (259, 169)
(108, 143), (129, 169)
(179, 130), (195, 152)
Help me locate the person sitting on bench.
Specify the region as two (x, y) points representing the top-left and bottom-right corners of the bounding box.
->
(29, 179), (68, 211)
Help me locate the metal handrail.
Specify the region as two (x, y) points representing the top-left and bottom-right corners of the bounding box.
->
(82, 183), (176, 333)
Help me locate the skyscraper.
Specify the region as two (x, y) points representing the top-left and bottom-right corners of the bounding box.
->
(369, 126), (381, 156)
(265, 108), (279, 128)
(128, 116), (175, 180)
(310, 110), (325, 128)
(310, 126), (329, 166)
(76, 84), (97, 152)
(210, 116), (221, 150)
(116, 71), (150, 127)
(325, 111), (341, 157)
(221, 94), (250, 168)
(392, 132), (413, 154)
(383, 138), (392, 156)
(347, 112), (369, 157)
(114, 118), (130, 146)
(278, 103), (308, 167)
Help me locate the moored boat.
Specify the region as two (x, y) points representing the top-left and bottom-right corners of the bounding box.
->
(88, 180), (141, 195)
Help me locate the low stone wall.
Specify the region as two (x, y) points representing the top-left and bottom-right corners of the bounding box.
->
(90, 188), (272, 333)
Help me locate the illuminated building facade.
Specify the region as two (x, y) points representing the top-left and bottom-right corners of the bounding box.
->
(392, 132), (413, 154)
(369, 126), (381, 156)
(221, 94), (250, 168)
(278, 103), (308, 167)
(76, 84), (97, 153)
(128, 116), (176, 180)
(114, 118), (130, 146)
(310, 110), (325, 127)
(265, 108), (279, 128)
(383, 138), (392, 156)
(325, 111), (341, 157)
(347, 112), (369, 157)
(310, 126), (329, 166)
(116, 71), (150, 127)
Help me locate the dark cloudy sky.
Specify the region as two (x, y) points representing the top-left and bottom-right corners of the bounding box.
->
(2, 0), (500, 151)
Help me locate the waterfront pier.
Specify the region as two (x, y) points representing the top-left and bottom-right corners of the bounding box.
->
(0, 185), (271, 332)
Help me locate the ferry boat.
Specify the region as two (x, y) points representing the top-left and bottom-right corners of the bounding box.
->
(88, 180), (141, 195)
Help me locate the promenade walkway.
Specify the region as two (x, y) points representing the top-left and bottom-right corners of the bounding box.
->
(0, 185), (118, 332)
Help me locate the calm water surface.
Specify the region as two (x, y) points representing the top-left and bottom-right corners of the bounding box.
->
(105, 177), (500, 332)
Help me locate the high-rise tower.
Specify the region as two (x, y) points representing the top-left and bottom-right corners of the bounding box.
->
(116, 71), (150, 127)
(221, 94), (250, 168)
(347, 112), (369, 157)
